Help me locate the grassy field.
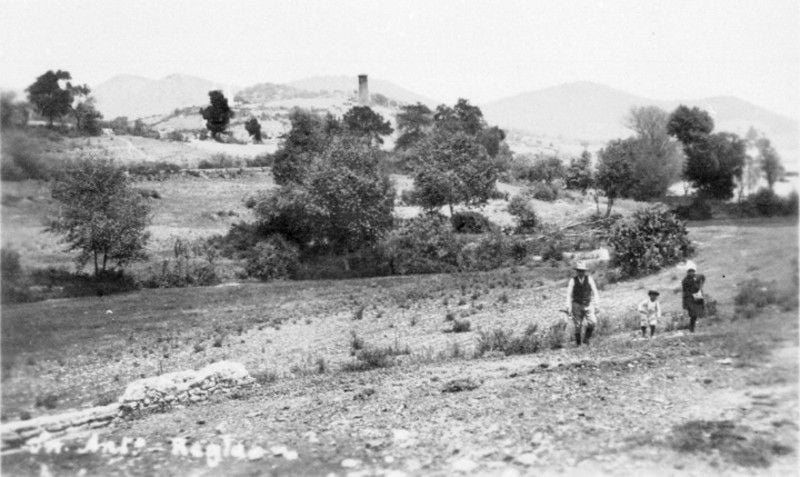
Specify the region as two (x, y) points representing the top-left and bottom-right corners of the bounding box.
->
(1, 216), (797, 475)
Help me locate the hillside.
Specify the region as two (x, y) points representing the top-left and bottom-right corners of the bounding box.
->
(286, 75), (439, 107)
(92, 74), (238, 120)
(481, 82), (799, 168)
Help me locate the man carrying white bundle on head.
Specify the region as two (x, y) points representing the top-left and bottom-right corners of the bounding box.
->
(565, 261), (600, 346)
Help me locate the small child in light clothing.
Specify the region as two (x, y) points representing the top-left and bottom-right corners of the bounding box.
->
(637, 290), (661, 338)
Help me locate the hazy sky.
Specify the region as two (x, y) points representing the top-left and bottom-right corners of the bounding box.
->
(2, 0), (798, 118)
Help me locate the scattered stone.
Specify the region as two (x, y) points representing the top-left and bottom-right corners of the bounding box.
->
(247, 446), (266, 461)
(716, 358), (733, 365)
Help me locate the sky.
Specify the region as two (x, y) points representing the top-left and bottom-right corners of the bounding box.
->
(1, 0), (798, 119)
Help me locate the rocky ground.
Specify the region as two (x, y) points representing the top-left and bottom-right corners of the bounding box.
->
(1, 219), (797, 476)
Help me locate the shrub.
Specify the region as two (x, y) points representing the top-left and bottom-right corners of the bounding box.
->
(673, 198), (713, 221)
(508, 195), (538, 231)
(459, 232), (511, 271)
(342, 342), (409, 372)
(450, 319), (472, 333)
(245, 154), (273, 168)
(608, 207), (694, 278)
(547, 321), (568, 349)
(139, 239), (219, 288)
(742, 188), (798, 217)
(1, 248), (22, 281)
(0, 130), (58, 180)
(451, 211), (493, 233)
(198, 154), (242, 169)
(732, 278), (797, 316)
(382, 214), (461, 275)
(127, 161), (181, 177)
(244, 235), (300, 281)
(530, 181), (560, 201)
(475, 324), (540, 356)
(207, 221), (265, 259)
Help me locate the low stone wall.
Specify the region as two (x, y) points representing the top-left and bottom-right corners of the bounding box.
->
(1, 361), (255, 451)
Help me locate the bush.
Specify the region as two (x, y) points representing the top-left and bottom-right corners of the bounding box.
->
(207, 221), (265, 259)
(673, 198), (713, 221)
(741, 188), (798, 217)
(244, 235), (300, 281)
(245, 154), (273, 168)
(475, 324), (540, 356)
(608, 207), (694, 278)
(198, 154), (243, 169)
(1, 130), (57, 180)
(127, 161), (181, 177)
(733, 279), (796, 316)
(451, 211), (493, 234)
(530, 181), (560, 201)
(382, 214), (461, 275)
(342, 343), (409, 372)
(459, 232), (511, 271)
(547, 321), (568, 349)
(508, 195), (538, 231)
(1, 248), (22, 281)
(450, 319), (472, 333)
(138, 239), (219, 288)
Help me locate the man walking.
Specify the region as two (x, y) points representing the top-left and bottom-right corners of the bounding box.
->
(565, 261), (600, 346)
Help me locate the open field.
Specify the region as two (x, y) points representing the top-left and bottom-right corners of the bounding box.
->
(1, 217), (797, 475)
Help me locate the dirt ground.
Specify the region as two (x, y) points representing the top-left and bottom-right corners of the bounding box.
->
(1, 219), (797, 476)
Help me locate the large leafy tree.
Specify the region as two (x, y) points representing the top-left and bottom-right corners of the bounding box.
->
(200, 90), (234, 140)
(682, 132), (746, 200)
(434, 98), (485, 135)
(257, 136), (395, 258)
(272, 108), (333, 185)
(74, 98), (103, 136)
(342, 106), (393, 145)
(395, 103), (434, 151)
(624, 106), (684, 200)
(412, 130), (498, 215)
(666, 105), (714, 145)
(755, 137), (783, 191)
(668, 105), (744, 200)
(245, 117), (262, 143)
(48, 157), (151, 275)
(565, 150), (594, 193)
(596, 138), (637, 216)
(26, 70), (88, 127)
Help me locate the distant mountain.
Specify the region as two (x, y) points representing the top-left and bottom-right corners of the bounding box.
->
(481, 81), (798, 165)
(92, 74), (237, 119)
(287, 76), (439, 107)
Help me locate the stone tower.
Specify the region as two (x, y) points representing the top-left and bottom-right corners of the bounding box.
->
(358, 74), (369, 105)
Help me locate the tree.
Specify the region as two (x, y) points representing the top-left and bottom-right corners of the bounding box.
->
(272, 108), (331, 185)
(48, 156), (151, 275)
(342, 106), (393, 145)
(529, 155), (566, 184)
(683, 132), (745, 200)
(74, 98), (103, 136)
(200, 90), (234, 140)
(666, 105), (714, 145)
(26, 70), (88, 127)
(756, 137), (783, 191)
(565, 150), (594, 193)
(624, 106), (684, 200)
(1, 92), (29, 129)
(245, 117), (263, 143)
(596, 138), (637, 216)
(395, 103), (434, 151)
(256, 136), (395, 261)
(434, 98), (485, 135)
(477, 126), (506, 158)
(411, 131), (498, 215)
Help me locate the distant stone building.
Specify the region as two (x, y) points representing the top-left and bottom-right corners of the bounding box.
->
(358, 74), (369, 105)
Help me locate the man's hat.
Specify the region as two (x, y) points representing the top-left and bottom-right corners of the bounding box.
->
(648, 290), (660, 296)
(574, 260), (588, 271)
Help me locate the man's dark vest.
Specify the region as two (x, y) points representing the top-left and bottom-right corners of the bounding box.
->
(572, 277), (592, 305)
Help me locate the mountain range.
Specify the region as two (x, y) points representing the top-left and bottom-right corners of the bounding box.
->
(89, 74), (797, 164)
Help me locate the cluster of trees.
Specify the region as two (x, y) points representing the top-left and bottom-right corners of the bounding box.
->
(396, 99), (510, 215)
(4, 70), (104, 135)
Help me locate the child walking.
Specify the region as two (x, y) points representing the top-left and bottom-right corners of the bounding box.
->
(637, 290), (661, 338)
